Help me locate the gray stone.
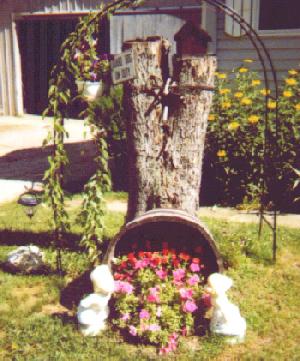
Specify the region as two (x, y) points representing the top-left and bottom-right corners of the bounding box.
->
(6, 246), (45, 273)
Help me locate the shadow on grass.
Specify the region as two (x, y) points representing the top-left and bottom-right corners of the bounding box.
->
(60, 269), (93, 310)
(0, 229), (81, 251)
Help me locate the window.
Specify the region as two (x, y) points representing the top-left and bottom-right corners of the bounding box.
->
(259, 0), (300, 30)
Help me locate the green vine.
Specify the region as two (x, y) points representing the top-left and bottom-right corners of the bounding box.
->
(43, 0), (144, 271)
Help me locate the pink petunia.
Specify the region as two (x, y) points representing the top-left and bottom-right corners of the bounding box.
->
(114, 280), (134, 294)
(134, 259), (149, 270)
(139, 309), (150, 320)
(147, 287), (160, 303)
(179, 288), (194, 300)
(129, 325), (137, 336)
(121, 313), (130, 321)
(187, 274), (200, 286)
(190, 262), (200, 272)
(183, 300), (198, 313)
(156, 269), (167, 280)
(148, 324), (161, 332)
(173, 268), (186, 282)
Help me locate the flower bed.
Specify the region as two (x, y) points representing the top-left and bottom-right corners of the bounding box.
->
(110, 245), (211, 354)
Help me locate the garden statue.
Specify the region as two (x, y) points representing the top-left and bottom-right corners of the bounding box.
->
(205, 273), (246, 343)
(77, 265), (114, 336)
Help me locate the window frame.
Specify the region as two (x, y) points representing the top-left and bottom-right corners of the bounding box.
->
(252, 0), (300, 36)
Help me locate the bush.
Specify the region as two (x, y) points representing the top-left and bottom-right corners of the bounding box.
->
(203, 61), (300, 211)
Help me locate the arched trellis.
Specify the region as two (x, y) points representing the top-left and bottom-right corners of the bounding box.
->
(47, 0), (280, 272)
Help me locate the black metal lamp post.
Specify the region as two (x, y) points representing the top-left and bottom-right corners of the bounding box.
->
(18, 191), (42, 219)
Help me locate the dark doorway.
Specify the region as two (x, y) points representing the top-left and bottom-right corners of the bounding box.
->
(17, 17), (78, 115)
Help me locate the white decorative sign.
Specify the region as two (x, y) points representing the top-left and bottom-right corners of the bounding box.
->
(111, 50), (136, 84)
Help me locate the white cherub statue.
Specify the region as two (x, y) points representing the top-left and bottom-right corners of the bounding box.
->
(77, 264), (115, 336)
(90, 264), (115, 295)
(206, 273), (246, 343)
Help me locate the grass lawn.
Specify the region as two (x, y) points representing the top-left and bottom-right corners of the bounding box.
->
(0, 193), (299, 360)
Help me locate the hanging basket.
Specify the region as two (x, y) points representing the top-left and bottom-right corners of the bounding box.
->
(76, 80), (103, 101)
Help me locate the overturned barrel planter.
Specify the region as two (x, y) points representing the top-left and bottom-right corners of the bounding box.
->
(104, 36), (222, 275)
(105, 209), (223, 277)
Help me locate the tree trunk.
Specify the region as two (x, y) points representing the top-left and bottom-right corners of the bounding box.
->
(123, 38), (216, 222)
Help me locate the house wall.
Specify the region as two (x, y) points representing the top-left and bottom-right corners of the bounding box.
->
(0, 0), (204, 116)
(0, 0), (112, 116)
(216, 11), (300, 83)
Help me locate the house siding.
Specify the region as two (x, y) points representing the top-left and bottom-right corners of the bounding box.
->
(0, 0), (112, 115)
(0, 0), (201, 116)
(216, 11), (300, 83)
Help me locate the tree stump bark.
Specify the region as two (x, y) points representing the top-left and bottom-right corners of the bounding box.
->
(123, 37), (216, 222)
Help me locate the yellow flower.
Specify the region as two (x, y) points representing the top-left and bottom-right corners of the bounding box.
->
(295, 103), (300, 111)
(267, 100), (277, 109)
(243, 59), (253, 63)
(217, 150), (227, 157)
(219, 88), (231, 95)
(288, 69), (298, 75)
(283, 90), (293, 97)
(260, 89), (271, 96)
(208, 114), (216, 121)
(221, 101), (231, 109)
(248, 115), (260, 124)
(239, 67), (248, 73)
(285, 78), (298, 86)
(217, 73), (227, 79)
(234, 92), (244, 98)
(241, 97), (252, 105)
(252, 79), (261, 86)
(228, 122), (240, 131)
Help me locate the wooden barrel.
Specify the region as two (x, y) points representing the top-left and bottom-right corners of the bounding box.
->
(104, 209), (223, 278)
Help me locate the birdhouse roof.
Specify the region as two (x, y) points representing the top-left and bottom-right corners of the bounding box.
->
(174, 22), (212, 42)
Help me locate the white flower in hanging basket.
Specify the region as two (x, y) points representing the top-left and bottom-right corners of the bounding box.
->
(76, 80), (103, 102)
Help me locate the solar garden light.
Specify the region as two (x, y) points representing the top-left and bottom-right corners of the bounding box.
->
(18, 191), (42, 219)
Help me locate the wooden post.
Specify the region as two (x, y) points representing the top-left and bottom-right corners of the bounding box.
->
(123, 37), (216, 222)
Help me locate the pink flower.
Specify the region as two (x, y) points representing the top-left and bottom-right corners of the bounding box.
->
(129, 325), (137, 336)
(148, 324), (161, 332)
(121, 313), (130, 321)
(134, 259), (149, 270)
(183, 300), (198, 313)
(190, 262), (200, 272)
(114, 280), (134, 294)
(147, 287), (160, 303)
(139, 309), (150, 320)
(187, 274), (200, 286)
(159, 333), (178, 354)
(173, 268), (186, 282)
(179, 288), (193, 300)
(156, 269), (167, 280)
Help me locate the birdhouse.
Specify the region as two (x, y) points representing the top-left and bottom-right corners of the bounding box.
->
(174, 22), (212, 58)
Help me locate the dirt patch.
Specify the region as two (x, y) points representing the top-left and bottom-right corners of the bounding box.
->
(41, 303), (74, 317)
(0, 330), (6, 339)
(106, 200), (127, 213)
(11, 285), (44, 310)
(215, 331), (272, 361)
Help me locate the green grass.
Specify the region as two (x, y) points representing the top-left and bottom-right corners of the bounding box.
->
(0, 193), (299, 360)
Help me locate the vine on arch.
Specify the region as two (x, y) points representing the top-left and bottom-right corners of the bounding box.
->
(43, 0), (143, 271)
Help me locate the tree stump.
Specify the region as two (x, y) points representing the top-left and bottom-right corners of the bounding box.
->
(123, 37), (217, 222)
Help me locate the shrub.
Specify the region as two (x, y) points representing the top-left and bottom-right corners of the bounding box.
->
(203, 61), (300, 211)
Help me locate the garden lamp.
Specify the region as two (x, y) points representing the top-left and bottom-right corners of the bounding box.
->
(18, 191), (42, 219)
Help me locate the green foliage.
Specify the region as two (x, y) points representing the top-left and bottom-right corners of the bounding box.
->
(43, 0), (142, 268)
(79, 134), (111, 264)
(205, 62), (300, 210)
